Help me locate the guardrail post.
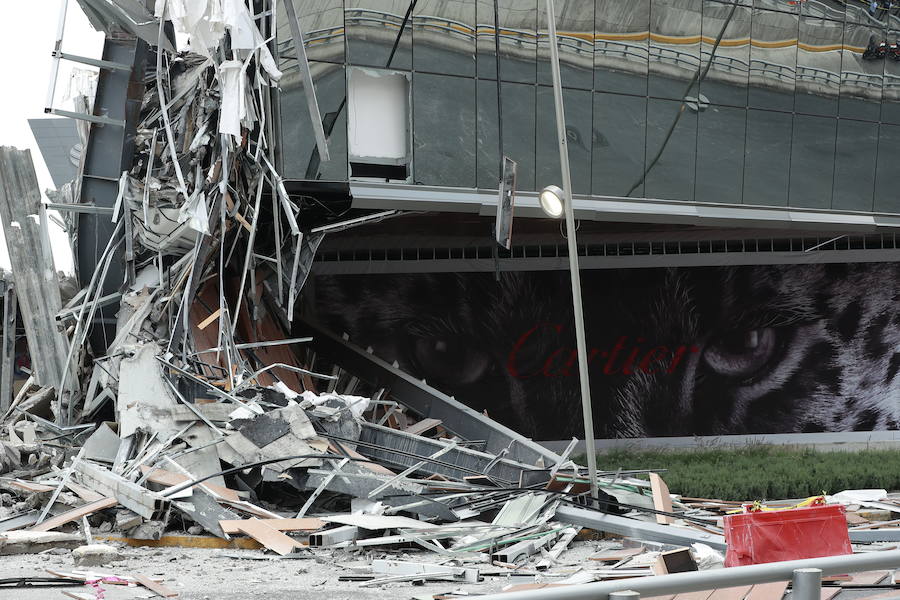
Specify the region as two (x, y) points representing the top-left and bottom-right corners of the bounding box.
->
(791, 568), (822, 600)
(609, 591), (640, 600)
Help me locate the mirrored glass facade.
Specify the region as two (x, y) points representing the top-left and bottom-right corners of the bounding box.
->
(278, 0), (900, 213)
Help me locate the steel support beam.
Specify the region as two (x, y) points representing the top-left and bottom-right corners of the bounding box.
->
(349, 182), (900, 232)
(76, 32), (149, 354)
(293, 318), (560, 468)
(554, 505), (726, 551)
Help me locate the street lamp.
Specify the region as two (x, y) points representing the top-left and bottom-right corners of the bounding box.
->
(542, 0), (600, 502)
(539, 185), (565, 218)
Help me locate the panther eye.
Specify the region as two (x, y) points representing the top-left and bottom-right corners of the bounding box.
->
(703, 328), (778, 379)
(411, 337), (492, 386)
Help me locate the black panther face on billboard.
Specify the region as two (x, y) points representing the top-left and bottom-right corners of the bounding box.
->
(311, 263), (900, 439)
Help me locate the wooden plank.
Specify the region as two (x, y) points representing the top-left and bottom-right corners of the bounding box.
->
(234, 518), (297, 556)
(707, 587), (753, 600)
(745, 581), (789, 600)
(673, 590), (715, 600)
(65, 481), (104, 503)
(219, 518), (324, 535)
(30, 497), (117, 532)
(135, 573), (179, 598)
(846, 512), (870, 525)
(819, 587), (841, 600)
(139, 466), (240, 502)
(197, 308), (222, 330)
(649, 472), (674, 525)
(403, 418), (442, 436)
(850, 571), (889, 584)
(9, 480), (54, 493)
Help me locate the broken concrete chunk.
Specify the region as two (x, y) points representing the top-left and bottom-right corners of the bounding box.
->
(72, 543), (123, 567)
(0, 530), (83, 555)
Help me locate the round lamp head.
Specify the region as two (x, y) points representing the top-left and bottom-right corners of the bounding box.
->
(539, 185), (565, 218)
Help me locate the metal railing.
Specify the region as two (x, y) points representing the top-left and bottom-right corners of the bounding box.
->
(472, 548), (900, 600)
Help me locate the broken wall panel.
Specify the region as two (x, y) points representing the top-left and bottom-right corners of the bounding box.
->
(0, 148), (71, 395)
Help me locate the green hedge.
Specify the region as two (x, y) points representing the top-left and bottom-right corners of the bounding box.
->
(586, 445), (900, 501)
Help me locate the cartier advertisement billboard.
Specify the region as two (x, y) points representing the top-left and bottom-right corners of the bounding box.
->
(311, 262), (900, 439)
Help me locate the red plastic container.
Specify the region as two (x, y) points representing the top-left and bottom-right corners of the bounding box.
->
(723, 504), (852, 567)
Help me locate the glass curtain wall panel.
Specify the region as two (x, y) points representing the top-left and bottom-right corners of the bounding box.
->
(839, 20), (883, 121)
(536, 86), (592, 194)
(413, 0), (476, 77)
(882, 24), (900, 124)
(594, 0), (650, 96)
(700, 0), (751, 109)
(476, 80), (536, 190)
(346, 0), (413, 70)
(476, 0), (538, 83)
(279, 61), (348, 181)
(743, 108), (791, 206)
(833, 118), (877, 211)
(649, 0), (703, 101)
(696, 103), (746, 204)
(875, 123), (900, 213)
(748, 8), (798, 112)
(277, 0), (345, 66)
(538, 0), (594, 90)
(795, 14), (841, 117)
(645, 96), (698, 201)
(592, 91), (647, 197)
(413, 72), (476, 187)
(789, 113), (836, 208)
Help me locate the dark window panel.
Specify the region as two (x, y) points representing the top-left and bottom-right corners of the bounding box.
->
(592, 92), (647, 197)
(346, 0), (412, 70)
(696, 104), (746, 204)
(789, 114), (836, 209)
(645, 97), (698, 201)
(743, 108), (791, 206)
(413, 73), (476, 187)
(748, 8), (798, 112)
(875, 123), (900, 212)
(413, 0), (476, 77)
(536, 86), (592, 195)
(594, 0), (650, 96)
(649, 0), (702, 101)
(538, 0), (594, 90)
(833, 118), (877, 211)
(278, 61), (348, 181)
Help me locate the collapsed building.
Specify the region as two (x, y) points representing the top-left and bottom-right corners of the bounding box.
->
(5, 0), (900, 598)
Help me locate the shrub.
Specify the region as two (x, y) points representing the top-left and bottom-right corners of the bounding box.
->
(582, 445), (900, 501)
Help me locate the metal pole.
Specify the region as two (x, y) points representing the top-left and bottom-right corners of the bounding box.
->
(791, 568), (822, 600)
(473, 549), (900, 600)
(609, 591), (640, 600)
(544, 0), (599, 500)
